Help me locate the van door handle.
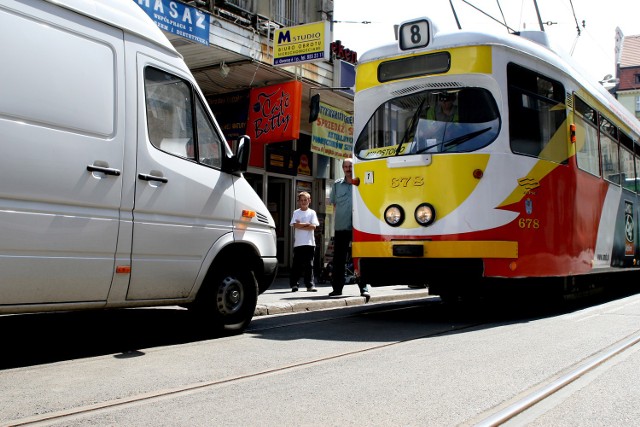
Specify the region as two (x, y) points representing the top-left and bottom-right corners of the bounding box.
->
(138, 173), (168, 183)
(87, 165), (121, 176)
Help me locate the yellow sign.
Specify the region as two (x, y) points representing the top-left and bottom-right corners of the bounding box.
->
(311, 102), (353, 159)
(273, 21), (330, 66)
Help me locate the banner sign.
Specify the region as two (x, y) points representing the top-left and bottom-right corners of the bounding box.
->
(273, 21), (330, 66)
(135, 0), (210, 46)
(311, 102), (353, 159)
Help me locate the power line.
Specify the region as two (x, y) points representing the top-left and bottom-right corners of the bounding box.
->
(567, 0), (582, 36)
(332, 20), (375, 24)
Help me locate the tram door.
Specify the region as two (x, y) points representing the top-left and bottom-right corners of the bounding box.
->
(267, 176), (292, 272)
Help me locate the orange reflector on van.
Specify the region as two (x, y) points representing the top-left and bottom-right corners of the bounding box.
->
(242, 209), (256, 219)
(116, 265), (131, 274)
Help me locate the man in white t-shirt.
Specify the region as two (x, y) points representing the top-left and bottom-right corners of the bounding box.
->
(289, 191), (320, 292)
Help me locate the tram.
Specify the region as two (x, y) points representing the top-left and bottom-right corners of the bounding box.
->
(351, 17), (640, 300)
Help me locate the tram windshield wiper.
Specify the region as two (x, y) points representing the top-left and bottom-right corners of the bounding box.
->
(396, 98), (428, 156)
(441, 127), (491, 151)
(414, 127), (491, 154)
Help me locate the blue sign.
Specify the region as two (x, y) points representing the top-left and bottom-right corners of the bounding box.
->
(336, 60), (355, 96)
(135, 0), (210, 46)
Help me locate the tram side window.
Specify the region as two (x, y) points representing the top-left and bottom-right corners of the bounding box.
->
(600, 117), (620, 185)
(507, 63), (567, 163)
(635, 152), (640, 194)
(620, 145), (635, 192)
(619, 132), (636, 192)
(574, 96), (600, 177)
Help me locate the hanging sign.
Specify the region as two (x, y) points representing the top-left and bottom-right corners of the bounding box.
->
(246, 81), (302, 167)
(311, 102), (353, 159)
(247, 81), (301, 144)
(273, 21), (330, 66)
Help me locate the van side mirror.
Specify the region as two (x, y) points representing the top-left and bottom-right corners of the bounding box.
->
(233, 135), (251, 173)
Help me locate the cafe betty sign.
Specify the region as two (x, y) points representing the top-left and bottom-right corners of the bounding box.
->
(311, 102), (353, 159)
(246, 81), (302, 145)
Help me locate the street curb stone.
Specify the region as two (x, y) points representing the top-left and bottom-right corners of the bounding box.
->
(254, 289), (431, 316)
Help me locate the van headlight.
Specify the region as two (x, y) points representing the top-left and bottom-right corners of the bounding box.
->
(384, 204), (404, 226)
(415, 203), (435, 226)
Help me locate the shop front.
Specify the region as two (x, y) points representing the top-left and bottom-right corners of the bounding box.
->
(208, 82), (349, 275)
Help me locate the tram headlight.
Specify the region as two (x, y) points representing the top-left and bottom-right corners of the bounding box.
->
(384, 204), (404, 226)
(415, 203), (436, 226)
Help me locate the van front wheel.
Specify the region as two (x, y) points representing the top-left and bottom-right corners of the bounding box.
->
(191, 269), (258, 334)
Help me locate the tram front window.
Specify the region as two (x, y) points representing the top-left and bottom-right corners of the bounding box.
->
(355, 87), (500, 159)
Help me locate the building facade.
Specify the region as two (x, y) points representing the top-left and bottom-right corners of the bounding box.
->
(136, 0), (358, 275)
(616, 34), (640, 119)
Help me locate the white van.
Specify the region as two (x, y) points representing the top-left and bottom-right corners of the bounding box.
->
(0, 0), (277, 332)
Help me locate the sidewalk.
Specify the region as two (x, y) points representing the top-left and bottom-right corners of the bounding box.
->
(254, 276), (432, 316)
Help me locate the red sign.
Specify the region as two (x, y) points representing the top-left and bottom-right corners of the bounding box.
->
(247, 81), (302, 167)
(330, 40), (357, 64)
(247, 81), (301, 143)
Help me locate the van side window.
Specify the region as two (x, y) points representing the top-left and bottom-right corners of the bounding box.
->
(195, 97), (221, 168)
(144, 67), (222, 168)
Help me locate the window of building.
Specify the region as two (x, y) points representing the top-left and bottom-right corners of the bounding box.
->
(271, 0), (306, 27)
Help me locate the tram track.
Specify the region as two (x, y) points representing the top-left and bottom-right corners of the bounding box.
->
(4, 293), (639, 426)
(4, 302), (483, 427)
(470, 313), (640, 426)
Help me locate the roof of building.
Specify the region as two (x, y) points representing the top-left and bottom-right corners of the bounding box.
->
(620, 35), (640, 68)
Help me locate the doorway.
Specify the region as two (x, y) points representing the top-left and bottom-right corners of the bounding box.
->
(267, 176), (292, 273)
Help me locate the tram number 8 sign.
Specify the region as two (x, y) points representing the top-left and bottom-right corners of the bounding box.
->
(398, 18), (431, 50)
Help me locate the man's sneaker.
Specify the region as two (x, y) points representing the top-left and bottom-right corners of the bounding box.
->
(328, 290), (342, 297)
(360, 285), (371, 302)
(307, 286), (318, 292)
(291, 286), (298, 292)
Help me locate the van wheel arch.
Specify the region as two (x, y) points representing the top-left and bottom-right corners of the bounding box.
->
(189, 245), (260, 334)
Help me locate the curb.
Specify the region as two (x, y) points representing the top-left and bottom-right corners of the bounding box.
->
(254, 290), (432, 316)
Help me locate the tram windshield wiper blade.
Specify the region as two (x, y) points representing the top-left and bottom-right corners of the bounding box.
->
(441, 127), (491, 150)
(396, 98), (427, 156)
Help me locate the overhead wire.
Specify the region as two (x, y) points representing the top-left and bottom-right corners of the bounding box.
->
(495, 0), (508, 30)
(460, 0), (517, 33)
(566, 0), (583, 55)
(449, 0), (462, 29)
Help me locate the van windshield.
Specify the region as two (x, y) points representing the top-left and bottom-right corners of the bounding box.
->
(354, 87), (500, 159)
